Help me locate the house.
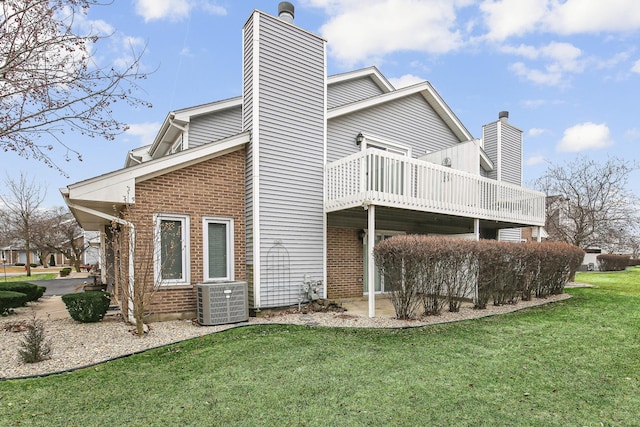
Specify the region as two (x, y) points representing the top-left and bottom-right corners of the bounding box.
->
(61, 3), (546, 320)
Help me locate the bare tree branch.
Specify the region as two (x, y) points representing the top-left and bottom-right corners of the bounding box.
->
(535, 155), (640, 252)
(0, 0), (152, 174)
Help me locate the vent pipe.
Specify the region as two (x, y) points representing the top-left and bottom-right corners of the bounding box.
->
(278, 2), (295, 23)
(499, 111), (509, 122)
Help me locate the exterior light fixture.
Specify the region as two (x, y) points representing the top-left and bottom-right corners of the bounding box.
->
(355, 132), (364, 145)
(442, 157), (452, 167)
(357, 229), (366, 240)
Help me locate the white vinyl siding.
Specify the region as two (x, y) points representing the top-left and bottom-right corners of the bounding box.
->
(327, 93), (461, 163)
(246, 12), (325, 308)
(154, 214), (190, 286)
(328, 76), (385, 109)
(482, 122), (499, 181)
(189, 107), (243, 148)
(203, 217), (234, 281)
(500, 124), (522, 185)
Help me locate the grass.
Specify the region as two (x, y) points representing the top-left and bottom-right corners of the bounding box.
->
(1, 269), (639, 426)
(1, 273), (58, 283)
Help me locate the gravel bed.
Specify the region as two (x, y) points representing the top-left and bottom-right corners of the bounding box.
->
(1, 293), (571, 380)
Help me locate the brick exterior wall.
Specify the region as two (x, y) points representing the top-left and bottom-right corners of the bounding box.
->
(118, 148), (246, 320)
(326, 227), (364, 299)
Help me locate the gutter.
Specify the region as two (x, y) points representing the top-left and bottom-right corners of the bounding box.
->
(62, 196), (136, 323)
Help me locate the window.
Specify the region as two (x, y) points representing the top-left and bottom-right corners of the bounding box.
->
(154, 214), (190, 285)
(203, 217), (234, 281)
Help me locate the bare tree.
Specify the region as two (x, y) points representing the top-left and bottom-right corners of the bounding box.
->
(0, 173), (46, 276)
(35, 207), (89, 270)
(108, 213), (179, 337)
(1, 0), (151, 172)
(535, 155), (640, 251)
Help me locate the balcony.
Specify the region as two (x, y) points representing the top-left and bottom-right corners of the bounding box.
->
(325, 148), (546, 226)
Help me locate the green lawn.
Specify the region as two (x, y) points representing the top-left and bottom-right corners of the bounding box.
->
(1, 273), (58, 283)
(1, 268), (638, 426)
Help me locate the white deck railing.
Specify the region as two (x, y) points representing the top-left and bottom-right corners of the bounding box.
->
(326, 149), (546, 226)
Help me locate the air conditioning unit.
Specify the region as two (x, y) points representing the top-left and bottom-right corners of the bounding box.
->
(197, 281), (249, 326)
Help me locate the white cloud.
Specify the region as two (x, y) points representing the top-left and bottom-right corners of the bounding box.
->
(624, 128), (640, 140)
(505, 42), (584, 86)
(135, 0), (191, 22)
(480, 0), (640, 41)
(556, 122), (614, 152)
(388, 74), (425, 88)
(316, 0), (469, 66)
(134, 0), (226, 22)
(480, 0), (547, 41)
(632, 59), (640, 74)
(527, 128), (548, 137)
(544, 0), (640, 35)
(126, 122), (162, 146)
(525, 155), (546, 166)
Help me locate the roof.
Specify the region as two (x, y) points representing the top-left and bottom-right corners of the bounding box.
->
(62, 131), (250, 230)
(328, 80), (474, 143)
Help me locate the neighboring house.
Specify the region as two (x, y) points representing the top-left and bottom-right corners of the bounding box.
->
(61, 3), (545, 320)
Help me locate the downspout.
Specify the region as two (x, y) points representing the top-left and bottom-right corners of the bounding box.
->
(63, 198), (136, 323)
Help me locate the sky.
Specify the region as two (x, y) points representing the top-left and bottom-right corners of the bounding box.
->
(3, 0), (640, 208)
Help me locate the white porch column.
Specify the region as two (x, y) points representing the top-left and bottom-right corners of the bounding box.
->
(473, 218), (480, 241)
(536, 226), (542, 242)
(367, 204), (376, 318)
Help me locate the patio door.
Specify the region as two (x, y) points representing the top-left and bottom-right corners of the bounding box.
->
(363, 231), (404, 294)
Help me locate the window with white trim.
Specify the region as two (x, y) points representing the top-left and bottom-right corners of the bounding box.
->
(154, 214), (190, 285)
(203, 217), (234, 281)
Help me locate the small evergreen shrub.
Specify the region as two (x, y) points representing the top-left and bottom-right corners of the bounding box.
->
(0, 282), (40, 302)
(18, 315), (52, 363)
(62, 292), (111, 323)
(35, 285), (46, 300)
(0, 291), (28, 315)
(29, 263), (38, 268)
(14, 262), (25, 266)
(59, 267), (72, 277)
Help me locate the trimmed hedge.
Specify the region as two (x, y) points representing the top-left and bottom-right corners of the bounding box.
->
(59, 267), (72, 277)
(61, 292), (111, 323)
(0, 282), (43, 303)
(374, 236), (585, 319)
(597, 254), (630, 271)
(0, 291), (28, 314)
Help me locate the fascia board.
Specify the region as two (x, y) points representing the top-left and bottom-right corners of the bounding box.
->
(147, 97), (244, 159)
(328, 66), (394, 92)
(66, 132), (250, 204)
(328, 81), (473, 142)
(173, 96), (243, 121)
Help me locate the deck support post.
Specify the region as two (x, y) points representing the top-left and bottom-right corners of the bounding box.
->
(367, 204), (376, 318)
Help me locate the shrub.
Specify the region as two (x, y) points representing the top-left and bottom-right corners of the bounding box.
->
(59, 267), (72, 277)
(29, 263), (38, 268)
(62, 292), (111, 323)
(0, 291), (28, 315)
(374, 235), (423, 319)
(629, 258), (640, 267)
(0, 282), (41, 302)
(374, 235), (583, 317)
(18, 315), (52, 363)
(35, 285), (46, 300)
(597, 254), (630, 271)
